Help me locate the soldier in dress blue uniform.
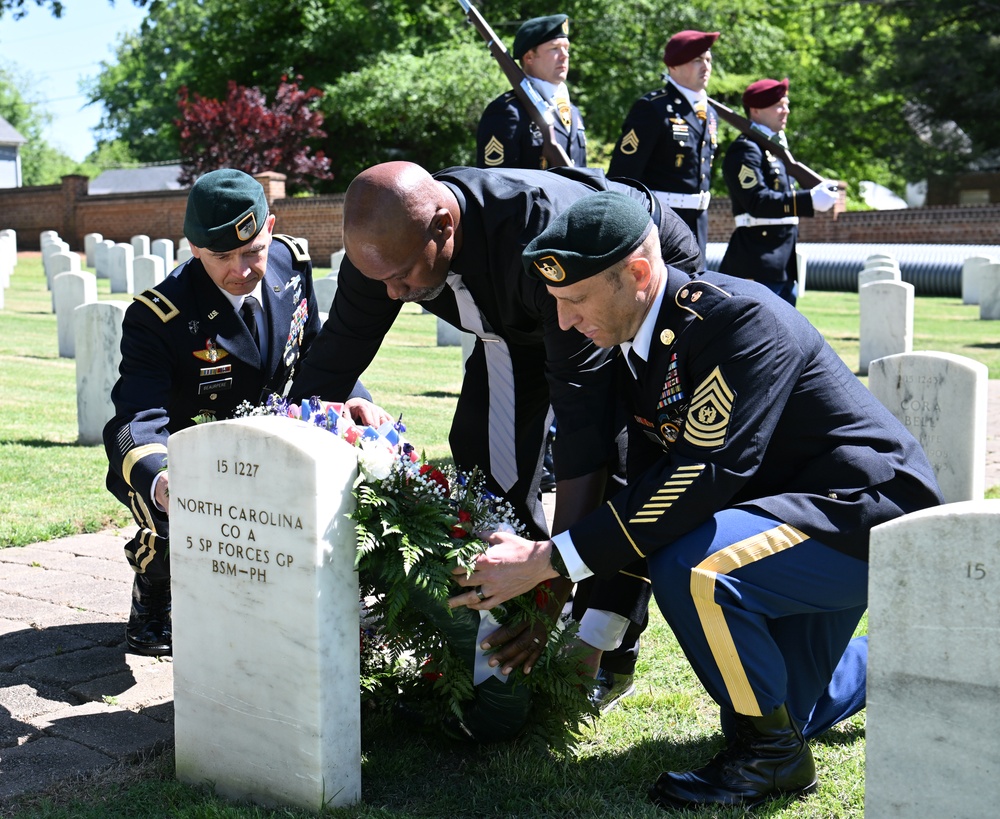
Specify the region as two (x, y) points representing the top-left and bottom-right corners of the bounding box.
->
(103, 169), (377, 656)
(720, 78), (839, 306)
(476, 14), (587, 170)
(452, 192), (943, 808)
(290, 161), (703, 710)
(609, 30), (720, 254)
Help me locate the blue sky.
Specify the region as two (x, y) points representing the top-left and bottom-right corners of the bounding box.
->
(0, 0), (148, 161)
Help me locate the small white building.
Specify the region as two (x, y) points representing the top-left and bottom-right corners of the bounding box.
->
(0, 114), (26, 188)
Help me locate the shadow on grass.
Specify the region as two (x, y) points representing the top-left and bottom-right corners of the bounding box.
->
(0, 439), (94, 448)
(419, 390), (461, 399)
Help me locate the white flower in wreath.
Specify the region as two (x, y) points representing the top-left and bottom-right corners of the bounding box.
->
(357, 440), (395, 481)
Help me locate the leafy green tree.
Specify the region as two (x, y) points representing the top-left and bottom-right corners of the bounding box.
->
(321, 39), (506, 185)
(81, 0), (1000, 197)
(0, 0), (66, 21)
(0, 62), (78, 184)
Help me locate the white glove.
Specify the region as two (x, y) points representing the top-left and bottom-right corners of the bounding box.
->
(810, 181), (839, 212)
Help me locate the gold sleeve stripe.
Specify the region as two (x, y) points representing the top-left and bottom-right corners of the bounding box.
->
(690, 523), (809, 715)
(620, 570), (652, 584)
(127, 490), (158, 535)
(607, 500), (646, 559)
(684, 366), (735, 448)
(132, 528), (161, 572)
(121, 444), (168, 487)
(630, 463), (706, 524)
(134, 289), (180, 323)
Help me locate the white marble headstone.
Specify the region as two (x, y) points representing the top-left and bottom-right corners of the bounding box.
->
(437, 317), (467, 347)
(94, 239), (115, 279)
(53, 271), (98, 358)
(859, 279), (913, 375)
(133, 255), (166, 293)
(130, 234), (151, 258)
(170, 416), (361, 812)
(74, 300), (129, 444)
(42, 239), (70, 287)
(867, 500), (1000, 818)
(862, 254), (898, 270)
(961, 255), (996, 306)
(48, 251), (82, 311)
(109, 243), (135, 294)
(151, 238), (175, 272)
(84, 232), (103, 268)
(177, 246), (193, 265)
(313, 276), (338, 315)
(868, 351), (987, 502)
(857, 265), (900, 292)
(795, 250), (806, 297)
(979, 263), (1000, 321)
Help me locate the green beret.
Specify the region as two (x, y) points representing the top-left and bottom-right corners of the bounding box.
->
(513, 14), (569, 60)
(184, 169), (268, 252)
(523, 192), (653, 286)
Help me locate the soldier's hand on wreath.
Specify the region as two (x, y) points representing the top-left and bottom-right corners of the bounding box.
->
(479, 576), (572, 675)
(343, 397), (393, 427)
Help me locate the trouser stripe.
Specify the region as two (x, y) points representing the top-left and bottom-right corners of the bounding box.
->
(690, 523), (809, 715)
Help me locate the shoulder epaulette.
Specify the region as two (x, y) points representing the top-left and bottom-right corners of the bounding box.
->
(273, 234), (311, 263)
(133, 288), (180, 323)
(675, 280), (732, 319)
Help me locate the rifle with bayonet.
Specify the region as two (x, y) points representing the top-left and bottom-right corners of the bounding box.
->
(708, 96), (826, 189)
(458, 0), (573, 168)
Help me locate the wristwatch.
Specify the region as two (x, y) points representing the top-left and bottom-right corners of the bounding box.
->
(549, 543), (570, 579)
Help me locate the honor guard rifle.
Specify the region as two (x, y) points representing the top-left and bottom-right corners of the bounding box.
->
(708, 96), (826, 189)
(458, 0), (573, 168)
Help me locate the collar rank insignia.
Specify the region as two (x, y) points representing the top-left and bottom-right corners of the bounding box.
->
(193, 338), (229, 362)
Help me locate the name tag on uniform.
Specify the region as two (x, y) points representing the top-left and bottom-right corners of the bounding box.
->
(198, 378), (233, 395)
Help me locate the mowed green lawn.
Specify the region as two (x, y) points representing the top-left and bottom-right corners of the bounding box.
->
(0, 252), (996, 818)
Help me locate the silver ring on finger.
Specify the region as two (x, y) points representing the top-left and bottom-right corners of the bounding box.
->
(475, 586), (487, 602)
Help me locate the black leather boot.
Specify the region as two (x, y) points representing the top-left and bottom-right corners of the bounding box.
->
(648, 704), (817, 809)
(125, 574), (172, 656)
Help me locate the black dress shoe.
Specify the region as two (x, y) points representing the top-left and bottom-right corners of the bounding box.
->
(125, 574), (172, 656)
(589, 667), (636, 713)
(648, 704), (817, 809)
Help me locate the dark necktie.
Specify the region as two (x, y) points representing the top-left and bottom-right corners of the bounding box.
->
(241, 296), (260, 349)
(628, 348), (646, 383)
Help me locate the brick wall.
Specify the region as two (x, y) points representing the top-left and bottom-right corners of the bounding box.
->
(2, 172), (997, 263)
(707, 191), (1000, 246)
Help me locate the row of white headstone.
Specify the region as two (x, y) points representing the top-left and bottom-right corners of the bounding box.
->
(859, 253), (1000, 374)
(165, 407), (999, 816)
(6, 227), (999, 814)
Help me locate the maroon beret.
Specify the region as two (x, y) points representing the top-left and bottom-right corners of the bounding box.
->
(663, 30), (719, 67)
(742, 78), (790, 110)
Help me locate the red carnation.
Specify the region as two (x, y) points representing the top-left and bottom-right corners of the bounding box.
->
(419, 463), (449, 493)
(450, 509), (472, 538)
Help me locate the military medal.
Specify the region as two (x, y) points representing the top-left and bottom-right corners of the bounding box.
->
(193, 338), (229, 362)
(282, 299), (309, 366)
